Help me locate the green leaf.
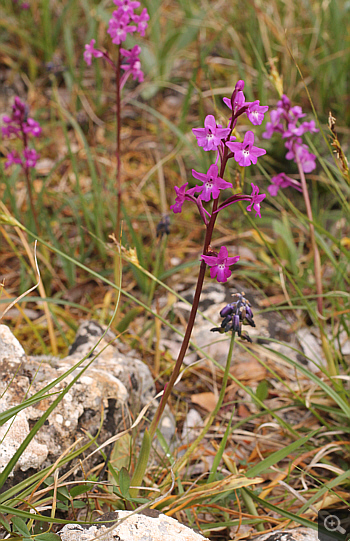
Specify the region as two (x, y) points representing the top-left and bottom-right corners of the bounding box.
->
(35, 533), (61, 541)
(130, 429), (151, 498)
(69, 484), (93, 498)
(11, 517), (31, 537)
(72, 501), (86, 509)
(255, 380), (269, 402)
(118, 467), (131, 499)
(246, 428), (320, 477)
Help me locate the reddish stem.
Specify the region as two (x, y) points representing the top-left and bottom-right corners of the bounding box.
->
(20, 125), (40, 234)
(116, 47), (121, 237)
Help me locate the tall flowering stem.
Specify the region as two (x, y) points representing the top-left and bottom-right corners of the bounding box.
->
(83, 1), (149, 236)
(116, 46), (121, 235)
(263, 95), (337, 376)
(148, 80), (268, 439)
(1, 97), (41, 233)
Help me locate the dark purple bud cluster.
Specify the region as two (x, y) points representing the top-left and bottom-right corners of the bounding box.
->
(211, 293), (255, 342)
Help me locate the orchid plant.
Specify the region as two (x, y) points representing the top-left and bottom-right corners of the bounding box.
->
(83, 0), (149, 234)
(263, 95), (336, 376)
(131, 80), (269, 492)
(1, 97), (42, 233)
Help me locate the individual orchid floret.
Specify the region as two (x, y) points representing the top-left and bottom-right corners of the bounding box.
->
(132, 7), (149, 36)
(268, 173), (302, 196)
(226, 131), (266, 167)
(192, 164), (232, 202)
(192, 115), (231, 151)
(285, 139), (317, 173)
(170, 182), (199, 214)
(262, 109), (284, 139)
(23, 118), (42, 137)
(23, 148), (39, 168)
(84, 39), (103, 66)
(246, 183), (266, 218)
(120, 45), (144, 82)
(4, 151), (22, 169)
(114, 0), (141, 15)
(223, 91), (245, 114)
(107, 12), (136, 45)
(246, 101), (269, 126)
(201, 246), (240, 283)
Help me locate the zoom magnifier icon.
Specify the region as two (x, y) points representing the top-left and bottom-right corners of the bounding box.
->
(324, 515), (347, 535)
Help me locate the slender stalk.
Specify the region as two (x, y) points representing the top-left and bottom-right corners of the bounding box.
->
(165, 331), (236, 480)
(148, 108), (243, 439)
(21, 127), (40, 234)
(115, 46), (121, 238)
(295, 151), (337, 377)
(295, 152), (323, 316)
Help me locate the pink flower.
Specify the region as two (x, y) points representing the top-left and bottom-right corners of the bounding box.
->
(170, 183), (198, 214)
(23, 118), (42, 137)
(262, 109), (284, 139)
(246, 183), (266, 218)
(268, 173), (302, 196)
(223, 91), (245, 113)
(23, 148), (39, 168)
(4, 151), (22, 169)
(246, 101), (269, 126)
(192, 164), (232, 202)
(132, 8), (149, 36)
(84, 39), (103, 66)
(285, 139), (317, 173)
(114, 0), (140, 14)
(201, 246), (240, 283)
(107, 11), (136, 44)
(120, 45), (144, 82)
(226, 131), (266, 167)
(192, 115), (231, 151)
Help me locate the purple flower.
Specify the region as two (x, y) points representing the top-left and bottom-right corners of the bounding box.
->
(223, 91), (245, 113)
(84, 39), (103, 66)
(268, 173), (302, 196)
(191, 164), (232, 202)
(120, 45), (144, 82)
(132, 7), (149, 36)
(246, 183), (266, 218)
(170, 182), (198, 214)
(226, 131), (266, 167)
(114, 0), (140, 13)
(285, 139), (317, 173)
(192, 115), (231, 151)
(4, 151), (22, 169)
(262, 109), (284, 139)
(2, 116), (20, 138)
(23, 148), (39, 168)
(246, 100), (269, 126)
(107, 12), (136, 45)
(201, 246), (240, 283)
(23, 118), (42, 137)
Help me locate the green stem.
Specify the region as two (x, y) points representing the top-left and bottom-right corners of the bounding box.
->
(163, 331), (236, 483)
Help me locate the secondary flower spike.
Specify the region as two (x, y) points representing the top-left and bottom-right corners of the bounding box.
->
(201, 246), (240, 283)
(192, 164), (232, 201)
(192, 115), (231, 151)
(226, 131), (266, 167)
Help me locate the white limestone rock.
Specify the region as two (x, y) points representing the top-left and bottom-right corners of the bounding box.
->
(58, 511), (206, 541)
